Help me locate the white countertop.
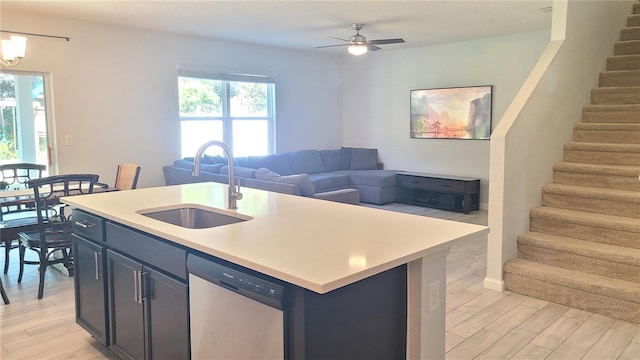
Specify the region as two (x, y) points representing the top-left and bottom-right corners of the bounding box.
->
(62, 182), (489, 293)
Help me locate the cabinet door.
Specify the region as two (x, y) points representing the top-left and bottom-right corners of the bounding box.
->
(107, 250), (147, 360)
(72, 236), (108, 345)
(146, 268), (190, 360)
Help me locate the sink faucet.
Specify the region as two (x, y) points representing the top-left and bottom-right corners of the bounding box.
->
(192, 140), (243, 209)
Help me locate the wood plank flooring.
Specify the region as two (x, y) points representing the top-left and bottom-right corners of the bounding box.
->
(1, 203), (638, 359)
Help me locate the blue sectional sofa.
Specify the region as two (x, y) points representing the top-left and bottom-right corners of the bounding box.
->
(163, 147), (398, 205)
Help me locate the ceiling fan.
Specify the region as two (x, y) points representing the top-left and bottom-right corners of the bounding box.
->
(315, 23), (405, 55)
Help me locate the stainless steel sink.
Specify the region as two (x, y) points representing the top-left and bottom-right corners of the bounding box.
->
(138, 206), (249, 229)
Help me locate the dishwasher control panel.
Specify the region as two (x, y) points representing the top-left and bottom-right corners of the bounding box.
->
(187, 253), (286, 310)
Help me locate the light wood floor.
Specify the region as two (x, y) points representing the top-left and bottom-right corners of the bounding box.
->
(1, 204), (639, 359)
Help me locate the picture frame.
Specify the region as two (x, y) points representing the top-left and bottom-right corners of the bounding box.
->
(410, 85), (492, 140)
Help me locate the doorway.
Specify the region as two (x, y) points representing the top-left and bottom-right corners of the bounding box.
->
(0, 71), (55, 175)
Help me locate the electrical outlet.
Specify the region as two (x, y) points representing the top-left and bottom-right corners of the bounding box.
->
(428, 280), (440, 312)
(65, 135), (74, 146)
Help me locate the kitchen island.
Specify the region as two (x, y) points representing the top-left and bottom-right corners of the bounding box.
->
(63, 182), (489, 359)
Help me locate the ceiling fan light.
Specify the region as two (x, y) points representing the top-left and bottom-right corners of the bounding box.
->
(348, 44), (367, 56)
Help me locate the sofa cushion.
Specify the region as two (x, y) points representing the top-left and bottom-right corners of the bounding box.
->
(255, 167), (281, 181)
(163, 166), (229, 186)
(248, 154), (292, 175)
(287, 150), (325, 175)
(276, 174), (315, 196)
(319, 149), (343, 172)
(173, 160), (223, 174)
(352, 184), (396, 205)
(241, 177), (300, 196)
(203, 154), (226, 164)
(201, 163), (224, 174)
(235, 157), (250, 167)
(337, 170), (397, 187)
(255, 168), (314, 196)
(309, 172), (351, 191)
(311, 188), (360, 205)
(341, 147), (353, 170)
(350, 148), (378, 170)
(220, 166), (256, 179)
(173, 159), (195, 170)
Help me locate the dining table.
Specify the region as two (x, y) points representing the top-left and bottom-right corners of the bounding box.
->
(0, 184), (117, 221)
(0, 187), (39, 221)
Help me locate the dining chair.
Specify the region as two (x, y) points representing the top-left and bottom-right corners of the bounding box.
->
(1, 163), (46, 274)
(0, 277), (8, 304)
(115, 163), (140, 190)
(17, 174), (99, 299)
(98, 163), (140, 191)
(0, 163), (46, 191)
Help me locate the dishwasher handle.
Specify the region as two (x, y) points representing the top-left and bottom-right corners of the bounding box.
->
(219, 280), (239, 292)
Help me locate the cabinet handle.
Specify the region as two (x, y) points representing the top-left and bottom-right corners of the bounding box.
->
(74, 220), (95, 228)
(133, 270), (139, 303)
(140, 271), (148, 303)
(94, 252), (100, 280)
(137, 270), (144, 304)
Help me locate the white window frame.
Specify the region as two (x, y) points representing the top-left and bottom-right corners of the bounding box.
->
(178, 70), (276, 157)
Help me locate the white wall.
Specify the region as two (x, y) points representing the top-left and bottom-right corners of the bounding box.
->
(341, 31), (550, 207)
(484, 0), (633, 290)
(1, 11), (344, 188)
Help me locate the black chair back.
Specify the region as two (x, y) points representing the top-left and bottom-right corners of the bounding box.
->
(0, 163), (46, 191)
(28, 174), (100, 226)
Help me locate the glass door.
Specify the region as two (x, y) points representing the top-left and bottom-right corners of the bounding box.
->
(0, 71), (53, 175)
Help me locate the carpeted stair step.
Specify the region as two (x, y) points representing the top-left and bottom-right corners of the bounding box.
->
(529, 207), (640, 249)
(541, 183), (640, 218)
(614, 39), (640, 55)
(517, 231), (640, 283)
(607, 54), (640, 71)
(635, 2), (640, 15)
(590, 88), (640, 105)
(621, 26), (640, 41)
(628, 13), (640, 27)
(552, 162), (640, 191)
(582, 103), (640, 124)
(600, 69), (640, 86)
(504, 258), (640, 323)
(572, 122), (640, 144)
(563, 141), (640, 166)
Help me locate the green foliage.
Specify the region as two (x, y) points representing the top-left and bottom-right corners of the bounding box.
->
(232, 82), (267, 114)
(179, 78), (222, 115)
(178, 77), (269, 117)
(0, 140), (16, 161)
(0, 74), (15, 98)
(0, 74), (17, 160)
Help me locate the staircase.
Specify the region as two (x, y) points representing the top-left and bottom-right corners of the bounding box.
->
(503, 2), (640, 324)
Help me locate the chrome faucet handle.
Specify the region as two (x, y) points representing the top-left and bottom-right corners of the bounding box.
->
(231, 185), (243, 200)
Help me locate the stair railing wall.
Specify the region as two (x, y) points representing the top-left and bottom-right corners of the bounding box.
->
(484, 0), (634, 291)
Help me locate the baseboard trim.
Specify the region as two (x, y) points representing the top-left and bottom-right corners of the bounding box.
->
(483, 276), (505, 292)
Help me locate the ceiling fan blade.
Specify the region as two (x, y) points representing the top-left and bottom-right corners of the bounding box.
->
(329, 36), (350, 42)
(367, 44), (382, 51)
(314, 44), (350, 49)
(369, 38), (405, 45)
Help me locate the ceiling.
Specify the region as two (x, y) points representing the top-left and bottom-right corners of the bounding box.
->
(2, 0), (553, 55)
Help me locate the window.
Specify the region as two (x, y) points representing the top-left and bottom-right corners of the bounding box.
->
(178, 71), (275, 158)
(0, 73), (52, 172)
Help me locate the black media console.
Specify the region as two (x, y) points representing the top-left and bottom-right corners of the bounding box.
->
(396, 172), (481, 214)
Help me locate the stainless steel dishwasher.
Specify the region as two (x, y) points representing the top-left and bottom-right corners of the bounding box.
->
(187, 254), (287, 360)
